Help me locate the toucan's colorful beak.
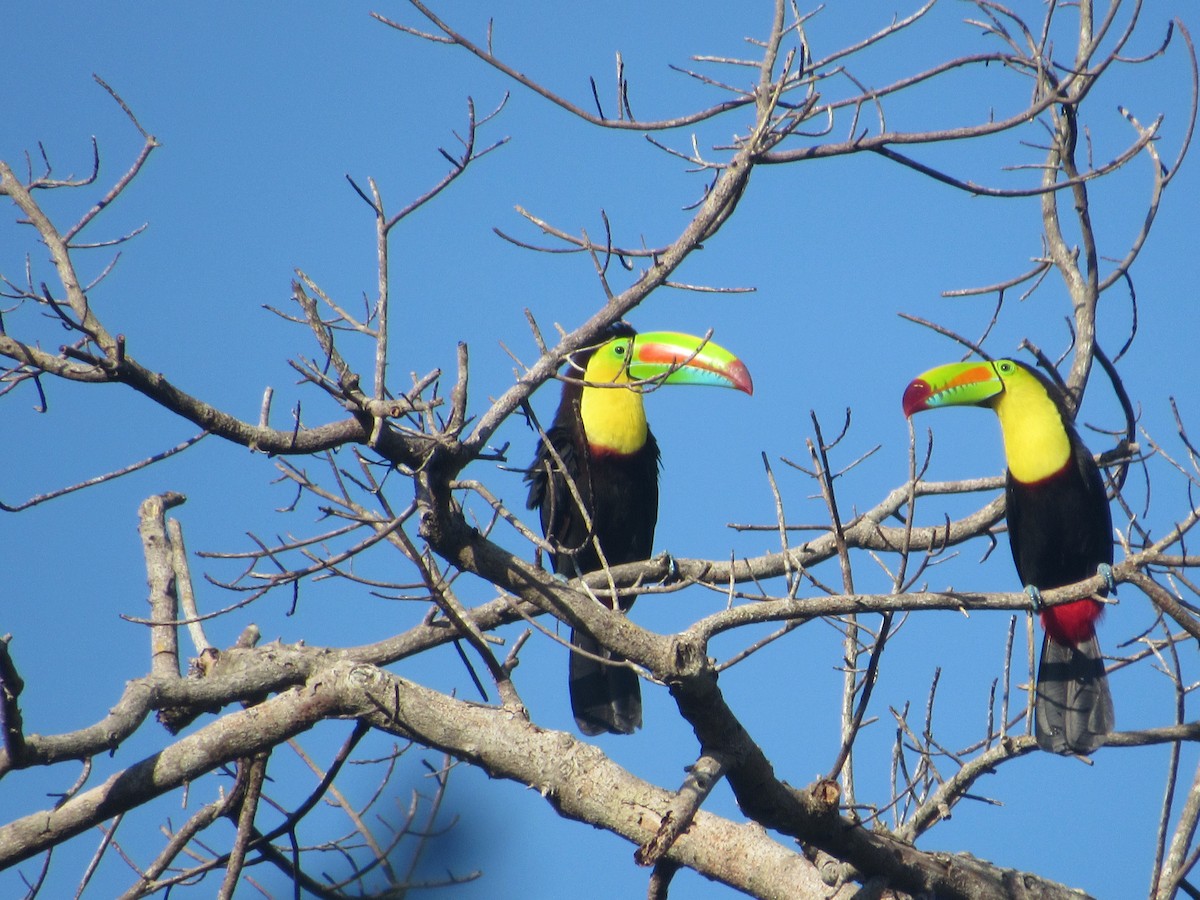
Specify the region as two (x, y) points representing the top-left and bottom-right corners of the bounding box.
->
(628, 331), (754, 395)
(903, 360), (1003, 417)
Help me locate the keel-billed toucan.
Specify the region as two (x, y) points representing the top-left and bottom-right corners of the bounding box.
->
(903, 358), (1115, 755)
(526, 324), (753, 735)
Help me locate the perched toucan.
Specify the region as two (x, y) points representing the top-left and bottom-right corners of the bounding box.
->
(526, 323), (753, 735)
(902, 358), (1115, 755)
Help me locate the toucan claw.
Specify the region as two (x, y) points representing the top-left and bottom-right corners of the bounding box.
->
(657, 551), (680, 582)
(1096, 563), (1116, 595)
(1025, 584), (1045, 612)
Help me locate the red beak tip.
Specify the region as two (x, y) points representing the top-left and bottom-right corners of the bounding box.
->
(901, 379), (931, 418)
(730, 360), (754, 395)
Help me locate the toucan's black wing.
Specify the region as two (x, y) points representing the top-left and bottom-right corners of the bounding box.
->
(1005, 427), (1112, 591)
(526, 416), (591, 576)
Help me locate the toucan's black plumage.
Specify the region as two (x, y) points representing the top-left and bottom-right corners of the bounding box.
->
(526, 332), (658, 735)
(904, 358), (1115, 755)
(1002, 369), (1114, 755)
(525, 323), (752, 735)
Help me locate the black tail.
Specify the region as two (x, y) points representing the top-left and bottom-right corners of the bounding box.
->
(568, 629), (642, 736)
(1035, 632), (1114, 755)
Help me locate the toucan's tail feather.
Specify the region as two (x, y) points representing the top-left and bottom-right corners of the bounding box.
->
(569, 630), (642, 736)
(1035, 632), (1114, 755)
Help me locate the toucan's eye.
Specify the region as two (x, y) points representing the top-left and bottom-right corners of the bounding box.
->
(614, 344), (627, 356)
(998, 361), (1013, 373)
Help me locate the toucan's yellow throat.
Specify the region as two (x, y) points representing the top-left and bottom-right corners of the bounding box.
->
(990, 367), (1071, 483)
(579, 341), (648, 456)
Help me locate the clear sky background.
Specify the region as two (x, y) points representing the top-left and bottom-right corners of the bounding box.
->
(3, 2), (1199, 897)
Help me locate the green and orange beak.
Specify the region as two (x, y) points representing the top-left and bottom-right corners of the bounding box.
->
(626, 331), (754, 395)
(902, 360), (1004, 417)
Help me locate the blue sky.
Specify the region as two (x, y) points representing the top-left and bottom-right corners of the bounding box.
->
(3, 2), (1199, 897)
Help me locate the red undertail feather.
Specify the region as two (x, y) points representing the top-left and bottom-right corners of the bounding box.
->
(1040, 597), (1103, 646)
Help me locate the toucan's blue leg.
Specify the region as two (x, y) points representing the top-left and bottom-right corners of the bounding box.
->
(1025, 584), (1044, 612)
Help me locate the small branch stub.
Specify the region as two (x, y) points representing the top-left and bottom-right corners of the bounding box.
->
(138, 492), (187, 681)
